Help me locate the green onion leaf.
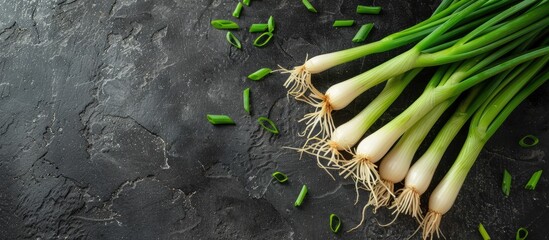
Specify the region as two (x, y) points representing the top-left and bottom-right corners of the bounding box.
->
(253, 32), (273, 47)
(249, 23), (268, 33)
(243, 0), (250, 6)
(232, 2), (243, 18)
(243, 88), (250, 114)
(301, 0), (317, 13)
(257, 116), (279, 134)
(210, 20), (239, 30)
(352, 23), (374, 43)
(207, 114), (235, 125)
(519, 134), (539, 147)
(329, 214), (341, 233)
(271, 171), (288, 183)
(356, 5), (381, 14)
(268, 16), (275, 33)
(516, 227), (528, 240)
(478, 223), (491, 240)
(226, 32), (242, 49)
(502, 169), (512, 197)
(525, 170), (543, 190)
(294, 185), (308, 207)
(247, 68), (272, 81)
(333, 20), (354, 27)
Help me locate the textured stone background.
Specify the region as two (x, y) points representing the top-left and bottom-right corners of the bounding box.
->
(0, 0), (547, 239)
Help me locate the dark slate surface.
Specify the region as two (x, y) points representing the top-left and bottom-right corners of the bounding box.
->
(0, 0), (547, 239)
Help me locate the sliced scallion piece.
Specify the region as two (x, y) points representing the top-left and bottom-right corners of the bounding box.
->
(478, 223), (491, 240)
(301, 0), (317, 13)
(207, 114), (235, 125)
(243, 0), (250, 6)
(519, 134), (539, 147)
(253, 32), (273, 47)
(232, 2), (243, 18)
(502, 169), (512, 197)
(243, 88), (250, 114)
(516, 227), (528, 240)
(329, 214), (341, 233)
(525, 170), (542, 190)
(249, 23), (268, 33)
(247, 68), (272, 81)
(210, 20), (239, 30)
(226, 32), (242, 49)
(268, 16), (275, 32)
(272, 171), (288, 183)
(294, 185), (308, 207)
(352, 23), (374, 43)
(356, 5), (381, 14)
(257, 116), (279, 134)
(333, 20), (354, 27)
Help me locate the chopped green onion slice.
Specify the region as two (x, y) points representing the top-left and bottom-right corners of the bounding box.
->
(294, 185), (308, 207)
(356, 5), (381, 14)
(253, 32), (273, 47)
(232, 2), (243, 18)
(226, 32), (242, 49)
(301, 0), (317, 13)
(478, 223), (491, 240)
(329, 214), (341, 233)
(268, 16), (275, 33)
(333, 20), (354, 27)
(352, 23), (374, 43)
(243, 0), (250, 6)
(257, 116), (279, 134)
(519, 134), (539, 147)
(243, 88), (250, 114)
(207, 114), (235, 125)
(525, 170), (543, 190)
(210, 20), (239, 30)
(502, 169), (512, 197)
(271, 171), (288, 183)
(249, 23), (268, 33)
(516, 227), (528, 240)
(247, 68), (272, 81)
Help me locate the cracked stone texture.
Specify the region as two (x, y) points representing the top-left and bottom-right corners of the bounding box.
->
(0, 0), (547, 239)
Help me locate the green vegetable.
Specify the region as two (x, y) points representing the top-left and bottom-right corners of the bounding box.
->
(268, 16), (275, 32)
(516, 227), (528, 240)
(478, 223), (491, 240)
(329, 214), (341, 233)
(247, 68), (272, 81)
(226, 32), (242, 49)
(352, 23), (374, 43)
(249, 23), (268, 33)
(333, 20), (354, 27)
(210, 20), (239, 30)
(271, 171), (288, 183)
(257, 116), (279, 134)
(525, 170), (543, 190)
(253, 32), (274, 47)
(207, 114), (235, 125)
(232, 2), (243, 18)
(243, 88), (250, 114)
(243, 0), (250, 6)
(356, 5), (381, 14)
(519, 134), (539, 147)
(301, 0), (317, 13)
(294, 185), (308, 207)
(503, 169), (512, 197)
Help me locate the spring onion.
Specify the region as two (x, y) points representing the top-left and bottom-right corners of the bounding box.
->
(333, 20), (354, 27)
(352, 23), (374, 43)
(294, 185), (308, 207)
(516, 227), (528, 240)
(243, 0), (250, 6)
(268, 16), (275, 33)
(329, 214), (341, 233)
(232, 2), (243, 18)
(272, 171), (288, 183)
(249, 23), (268, 33)
(243, 88), (250, 114)
(519, 134), (539, 147)
(301, 0), (317, 13)
(502, 169), (512, 197)
(525, 170), (542, 190)
(210, 20), (239, 30)
(253, 32), (273, 47)
(356, 5), (381, 14)
(207, 114), (235, 125)
(226, 32), (242, 49)
(247, 68), (272, 81)
(479, 223), (491, 240)
(257, 116), (279, 134)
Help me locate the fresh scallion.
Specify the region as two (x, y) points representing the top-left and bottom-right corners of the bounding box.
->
(503, 169), (512, 197)
(352, 23), (374, 43)
(226, 32), (242, 49)
(257, 116), (279, 134)
(329, 214), (341, 233)
(333, 20), (354, 27)
(210, 20), (239, 30)
(207, 114), (235, 125)
(478, 223), (491, 240)
(272, 171), (288, 183)
(294, 185), (308, 207)
(232, 2), (243, 18)
(301, 0), (317, 13)
(253, 32), (274, 47)
(247, 68), (272, 81)
(243, 0), (250, 6)
(516, 227), (528, 240)
(249, 23), (268, 33)
(525, 170), (543, 190)
(268, 16), (275, 33)
(519, 134), (539, 147)
(243, 88), (250, 114)
(356, 5), (382, 14)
